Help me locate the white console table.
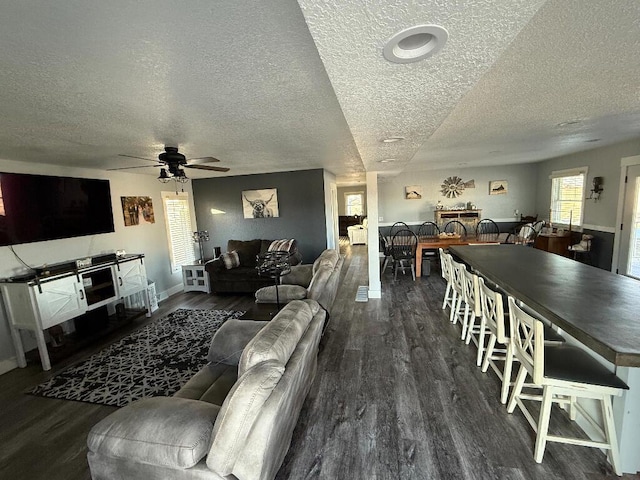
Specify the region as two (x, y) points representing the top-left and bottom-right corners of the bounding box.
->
(0, 254), (150, 371)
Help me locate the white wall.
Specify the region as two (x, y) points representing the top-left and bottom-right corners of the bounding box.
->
(0, 159), (193, 372)
(378, 163), (538, 224)
(337, 185), (367, 216)
(535, 139), (640, 229)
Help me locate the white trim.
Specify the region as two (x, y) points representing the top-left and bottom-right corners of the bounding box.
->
(612, 155), (640, 273)
(0, 357), (18, 375)
(582, 224), (616, 234)
(549, 166), (589, 179)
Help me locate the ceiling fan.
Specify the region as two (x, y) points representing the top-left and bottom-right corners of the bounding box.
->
(109, 146), (230, 182)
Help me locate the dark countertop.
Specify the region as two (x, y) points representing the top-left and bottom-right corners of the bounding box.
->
(449, 245), (640, 367)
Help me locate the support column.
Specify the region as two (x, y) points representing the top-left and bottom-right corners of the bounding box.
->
(366, 171), (381, 298)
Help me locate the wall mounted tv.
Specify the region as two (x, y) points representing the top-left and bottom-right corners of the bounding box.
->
(0, 172), (115, 247)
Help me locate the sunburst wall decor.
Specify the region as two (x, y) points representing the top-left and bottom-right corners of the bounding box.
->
(440, 176), (475, 198)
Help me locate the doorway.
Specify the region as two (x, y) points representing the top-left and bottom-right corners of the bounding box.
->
(617, 164), (640, 278)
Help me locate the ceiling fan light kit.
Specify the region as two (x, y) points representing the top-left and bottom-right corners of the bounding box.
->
(113, 146), (230, 183)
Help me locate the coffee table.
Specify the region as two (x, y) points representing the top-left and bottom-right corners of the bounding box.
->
(238, 303), (280, 321)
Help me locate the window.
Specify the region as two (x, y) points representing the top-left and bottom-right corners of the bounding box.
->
(345, 192), (364, 216)
(162, 191), (196, 271)
(549, 167), (587, 226)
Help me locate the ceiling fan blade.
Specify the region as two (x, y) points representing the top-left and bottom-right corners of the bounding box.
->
(188, 156), (221, 163)
(118, 154), (159, 163)
(107, 164), (161, 171)
(185, 164), (230, 172)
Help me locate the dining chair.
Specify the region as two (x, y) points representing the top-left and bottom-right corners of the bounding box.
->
(390, 221), (411, 239)
(439, 248), (455, 312)
(379, 231), (392, 273)
(475, 219), (500, 236)
(390, 229), (418, 281)
(506, 296), (628, 475)
(417, 221), (440, 275)
(443, 220), (467, 236)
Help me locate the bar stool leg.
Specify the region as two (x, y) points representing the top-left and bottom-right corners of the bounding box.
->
(501, 342), (515, 404)
(602, 395), (622, 476)
(476, 317), (487, 367)
(507, 366), (528, 413)
(534, 387), (554, 463)
(481, 334), (496, 373)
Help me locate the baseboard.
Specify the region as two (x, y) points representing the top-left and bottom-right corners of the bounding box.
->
(162, 283), (185, 301)
(0, 357), (18, 376)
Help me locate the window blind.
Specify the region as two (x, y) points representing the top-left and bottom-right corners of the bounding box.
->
(345, 192), (364, 216)
(162, 192), (196, 271)
(550, 171), (585, 226)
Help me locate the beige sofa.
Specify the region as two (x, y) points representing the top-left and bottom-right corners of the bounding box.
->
(86, 299), (325, 480)
(254, 249), (344, 313)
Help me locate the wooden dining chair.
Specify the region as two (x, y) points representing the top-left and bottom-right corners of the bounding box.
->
(475, 219), (500, 235)
(443, 220), (467, 236)
(390, 229), (418, 281)
(417, 221), (440, 275)
(506, 296), (628, 475)
(379, 231), (392, 273)
(390, 221), (411, 239)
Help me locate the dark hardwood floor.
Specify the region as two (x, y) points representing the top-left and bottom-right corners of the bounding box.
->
(0, 241), (636, 479)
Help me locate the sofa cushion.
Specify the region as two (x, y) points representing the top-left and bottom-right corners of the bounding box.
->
(239, 300), (314, 375)
(227, 239), (261, 267)
(207, 319), (269, 366)
(254, 284), (307, 304)
(206, 360), (284, 476)
(87, 397), (219, 469)
(312, 249), (339, 275)
(174, 362), (238, 406)
(221, 251), (240, 270)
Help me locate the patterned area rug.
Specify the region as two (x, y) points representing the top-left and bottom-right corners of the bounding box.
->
(30, 308), (243, 407)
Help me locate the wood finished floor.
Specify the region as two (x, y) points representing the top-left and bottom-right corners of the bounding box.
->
(0, 242), (637, 479)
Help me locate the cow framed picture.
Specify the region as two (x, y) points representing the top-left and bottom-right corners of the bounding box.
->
(242, 188), (279, 218)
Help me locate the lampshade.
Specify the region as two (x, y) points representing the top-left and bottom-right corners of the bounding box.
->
(158, 168), (171, 183)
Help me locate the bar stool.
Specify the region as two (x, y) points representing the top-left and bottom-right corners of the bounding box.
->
(506, 296), (628, 475)
(460, 268), (489, 367)
(439, 248), (454, 312)
(449, 258), (467, 325)
(478, 277), (513, 403)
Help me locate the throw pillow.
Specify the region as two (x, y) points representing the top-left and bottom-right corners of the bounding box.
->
(268, 238), (294, 253)
(221, 251), (240, 270)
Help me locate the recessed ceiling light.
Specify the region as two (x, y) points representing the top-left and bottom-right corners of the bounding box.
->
(585, 138), (601, 143)
(381, 137), (405, 143)
(383, 25), (448, 64)
(379, 158), (397, 163)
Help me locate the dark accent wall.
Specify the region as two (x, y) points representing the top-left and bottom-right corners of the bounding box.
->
(582, 229), (614, 271)
(192, 169), (327, 263)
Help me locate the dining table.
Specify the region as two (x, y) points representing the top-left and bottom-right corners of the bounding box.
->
(414, 232), (509, 277)
(448, 244), (640, 473)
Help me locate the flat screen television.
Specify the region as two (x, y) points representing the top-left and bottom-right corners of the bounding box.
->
(0, 172), (115, 246)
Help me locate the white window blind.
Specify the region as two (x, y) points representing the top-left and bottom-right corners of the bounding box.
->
(162, 192), (196, 271)
(549, 168), (587, 226)
(345, 192), (364, 216)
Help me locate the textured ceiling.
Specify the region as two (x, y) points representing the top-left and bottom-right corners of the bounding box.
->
(0, 1), (639, 185)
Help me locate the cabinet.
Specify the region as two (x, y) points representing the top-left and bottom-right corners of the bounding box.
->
(0, 254), (149, 371)
(534, 233), (571, 257)
(182, 264), (210, 293)
(434, 209), (482, 233)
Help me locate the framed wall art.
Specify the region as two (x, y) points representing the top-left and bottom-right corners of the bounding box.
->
(121, 196), (155, 226)
(242, 188), (279, 218)
(489, 180), (508, 195)
(405, 185), (423, 199)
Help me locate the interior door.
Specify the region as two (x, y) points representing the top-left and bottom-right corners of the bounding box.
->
(618, 165), (640, 278)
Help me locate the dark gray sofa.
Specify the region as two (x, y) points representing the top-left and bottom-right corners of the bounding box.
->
(205, 239), (302, 294)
